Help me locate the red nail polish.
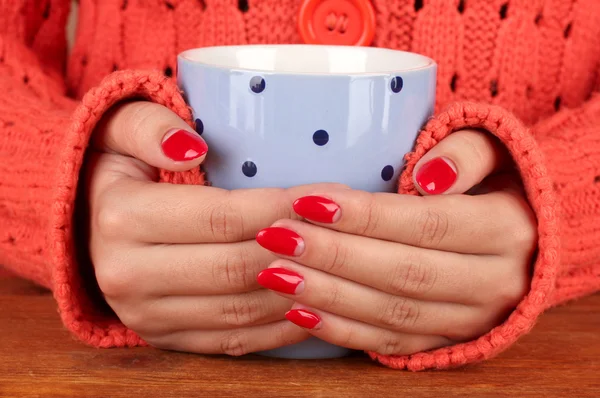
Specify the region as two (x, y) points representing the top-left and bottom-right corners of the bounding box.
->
(257, 268), (304, 294)
(256, 227), (304, 256)
(293, 196), (341, 223)
(285, 309), (321, 329)
(161, 129), (208, 161)
(415, 157), (457, 194)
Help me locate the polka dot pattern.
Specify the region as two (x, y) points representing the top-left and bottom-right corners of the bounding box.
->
(313, 130), (329, 146)
(391, 76), (403, 93)
(236, 76), (402, 184)
(242, 161), (257, 177)
(250, 76), (266, 93)
(195, 118), (204, 135)
(381, 165), (394, 181)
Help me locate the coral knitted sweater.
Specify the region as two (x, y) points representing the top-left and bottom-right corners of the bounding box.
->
(1, 0), (599, 371)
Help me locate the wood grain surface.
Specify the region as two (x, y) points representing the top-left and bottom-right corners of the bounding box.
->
(0, 268), (598, 398)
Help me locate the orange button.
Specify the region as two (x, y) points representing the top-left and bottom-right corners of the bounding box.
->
(298, 0), (376, 46)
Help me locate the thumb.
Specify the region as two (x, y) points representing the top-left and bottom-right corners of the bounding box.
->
(92, 101), (208, 173)
(412, 129), (510, 195)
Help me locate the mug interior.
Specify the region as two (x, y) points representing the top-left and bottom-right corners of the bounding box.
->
(179, 45), (435, 75)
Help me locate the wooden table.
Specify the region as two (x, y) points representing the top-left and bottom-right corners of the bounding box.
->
(1, 268), (598, 397)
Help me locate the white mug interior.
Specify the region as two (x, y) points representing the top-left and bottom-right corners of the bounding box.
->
(179, 44), (435, 75)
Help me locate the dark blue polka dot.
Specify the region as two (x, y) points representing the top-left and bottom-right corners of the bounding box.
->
(391, 76), (403, 93)
(242, 161), (257, 177)
(195, 118), (204, 135)
(313, 130), (329, 146)
(250, 76), (266, 93)
(381, 165), (394, 181)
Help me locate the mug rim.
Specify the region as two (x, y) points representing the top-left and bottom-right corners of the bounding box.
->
(178, 44), (437, 76)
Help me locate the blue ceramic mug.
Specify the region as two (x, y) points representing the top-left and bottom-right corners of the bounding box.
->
(177, 44), (436, 359)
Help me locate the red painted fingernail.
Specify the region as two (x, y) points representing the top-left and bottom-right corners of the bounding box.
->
(256, 227), (304, 256)
(285, 309), (321, 329)
(293, 196), (341, 223)
(415, 157), (457, 194)
(257, 268), (304, 294)
(161, 129), (208, 161)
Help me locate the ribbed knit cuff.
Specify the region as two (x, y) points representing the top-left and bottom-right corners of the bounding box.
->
(50, 70), (202, 347)
(367, 102), (560, 370)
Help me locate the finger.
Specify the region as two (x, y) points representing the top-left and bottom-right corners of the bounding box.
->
(290, 189), (531, 254)
(119, 290), (293, 336)
(258, 262), (487, 340)
(92, 101), (208, 172)
(96, 240), (275, 297)
(255, 221), (511, 303)
(146, 321), (310, 356)
(468, 171), (525, 196)
(412, 129), (510, 195)
(284, 305), (451, 356)
(96, 181), (348, 244)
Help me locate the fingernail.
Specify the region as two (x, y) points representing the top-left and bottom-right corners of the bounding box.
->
(161, 129), (208, 161)
(285, 309), (321, 330)
(257, 268), (304, 294)
(256, 227), (304, 256)
(293, 196), (341, 223)
(415, 157), (457, 194)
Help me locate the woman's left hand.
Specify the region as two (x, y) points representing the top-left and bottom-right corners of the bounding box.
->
(254, 129), (538, 356)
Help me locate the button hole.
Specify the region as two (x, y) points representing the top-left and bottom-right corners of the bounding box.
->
(490, 79), (499, 97)
(164, 66), (173, 77)
(450, 73), (458, 92)
(23, 75), (29, 84)
(238, 0), (249, 12)
(457, 0), (465, 14)
(563, 22), (572, 38)
(535, 12), (542, 25)
(198, 0), (206, 10)
(165, 1), (175, 10)
(121, 0), (128, 10)
(414, 0), (423, 12)
(499, 3), (508, 19)
(554, 96), (562, 111)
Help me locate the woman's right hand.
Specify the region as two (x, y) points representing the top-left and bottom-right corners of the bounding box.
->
(86, 101), (332, 355)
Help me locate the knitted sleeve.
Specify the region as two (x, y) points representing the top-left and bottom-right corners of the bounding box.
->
(0, 2), (195, 347)
(367, 96), (600, 371)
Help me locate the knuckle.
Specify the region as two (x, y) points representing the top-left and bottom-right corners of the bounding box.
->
(379, 297), (420, 331)
(117, 306), (148, 334)
(319, 282), (345, 310)
(95, 260), (135, 299)
(387, 259), (437, 297)
(337, 324), (357, 349)
(356, 193), (381, 236)
(494, 275), (529, 306)
(94, 199), (127, 240)
(221, 294), (266, 327)
(207, 197), (244, 243)
(509, 221), (538, 254)
(220, 331), (252, 356)
(414, 207), (451, 246)
(215, 246), (257, 291)
(121, 102), (160, 143)
(461, 133), (489, 168)
(376, 334), (407, 356)
(321, 239), (350, 275)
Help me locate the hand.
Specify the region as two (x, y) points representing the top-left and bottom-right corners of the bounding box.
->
(253, 129), (537, 356)
(86, 101), (344, 355)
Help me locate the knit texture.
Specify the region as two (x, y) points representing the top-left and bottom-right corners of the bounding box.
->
(1, 0), (600, 371)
